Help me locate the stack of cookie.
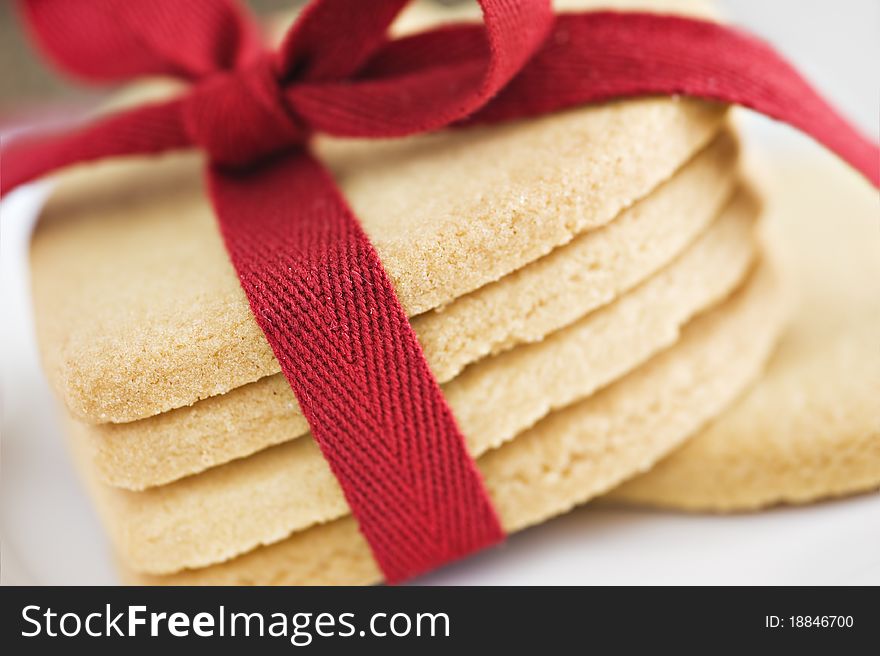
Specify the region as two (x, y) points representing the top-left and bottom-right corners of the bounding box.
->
(30, 0), (860, 586)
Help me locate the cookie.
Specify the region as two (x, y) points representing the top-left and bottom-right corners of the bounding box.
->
(31, 94), (726, 423)
(608, 150), (880, 510)
(120, 249), (788, 584)
(68, 189), (770, 575)
(87, 132), (739, 490)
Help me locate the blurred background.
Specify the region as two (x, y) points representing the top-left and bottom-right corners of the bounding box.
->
(0, 0), (877, 139)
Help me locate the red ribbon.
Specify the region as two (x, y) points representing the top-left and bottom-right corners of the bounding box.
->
(3, 0), (878, 583)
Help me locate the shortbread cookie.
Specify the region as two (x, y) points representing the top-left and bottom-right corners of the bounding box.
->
(608, 153), (880, 510)
(120, 253), (788, 584)
(69, 194), (770, 575)
(32, 94), (726, 423)
(88, 134), (739, 490)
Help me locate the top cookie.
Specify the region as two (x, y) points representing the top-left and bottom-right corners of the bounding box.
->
(29, 0), (724, 423)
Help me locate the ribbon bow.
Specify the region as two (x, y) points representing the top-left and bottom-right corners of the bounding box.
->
(3, 0), (878, 583)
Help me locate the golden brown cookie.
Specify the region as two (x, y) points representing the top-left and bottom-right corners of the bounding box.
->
(119, 250), (788, 584)
(87, 133), (739, 490)
(608, 150), (880, 510)
(31, 96), (726, 424)
(67, 194), (781, 576)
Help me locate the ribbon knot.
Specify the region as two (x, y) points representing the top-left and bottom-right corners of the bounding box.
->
(182, 54), (308, 167)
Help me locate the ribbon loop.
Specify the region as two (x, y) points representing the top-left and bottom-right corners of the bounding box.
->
(19, 0), (263, 82)
(286, 0), (555, 139)
(182, 53), (308, 167)
(279, 0), (409, 82)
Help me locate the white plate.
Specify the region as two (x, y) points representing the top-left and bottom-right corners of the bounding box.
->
(2, 131), (878, 586)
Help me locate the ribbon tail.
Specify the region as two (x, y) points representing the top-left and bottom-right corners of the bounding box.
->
(1, 99), (189, 196)
(207, 150), (505, 583)
(467, 11), (879, 188)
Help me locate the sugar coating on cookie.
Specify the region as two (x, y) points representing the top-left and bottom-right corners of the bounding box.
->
(123, 250), (788, 585)
(88, 132), (740, 491)
(608, 151), (880, 510)
(31, 97), (726, 425)
(69, 193), (778, 576)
